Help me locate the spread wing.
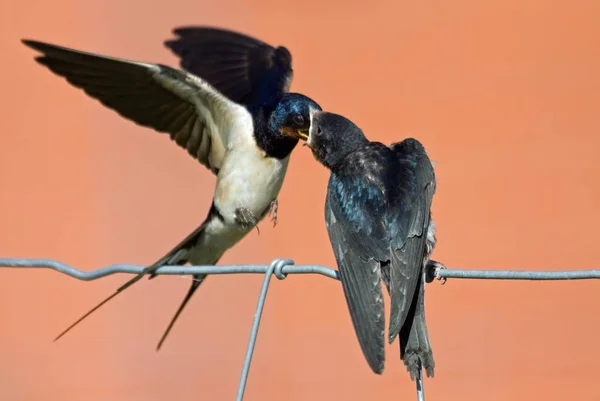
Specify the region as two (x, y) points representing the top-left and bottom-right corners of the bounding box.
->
(164, 26), (293, 106)
(386, 138), (436, 344)
(22, 39), (252, 174)
(324, 174), (390, 374)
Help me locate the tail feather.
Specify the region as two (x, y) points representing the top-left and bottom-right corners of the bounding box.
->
(54, 262), (164, 342)
(399, 272), (435, 379)
(156, 274), (207, 350)
(53, 217), (211, 342)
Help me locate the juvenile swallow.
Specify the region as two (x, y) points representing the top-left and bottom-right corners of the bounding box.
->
(304, 111), (442, 378)
(22, 27), (321, 349)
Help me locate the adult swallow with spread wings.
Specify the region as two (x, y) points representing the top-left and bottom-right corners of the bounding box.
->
(304, 111), (444, 378)
(22, 27), (321, 349)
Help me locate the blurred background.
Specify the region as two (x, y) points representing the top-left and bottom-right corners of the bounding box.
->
(1, 0), (599, 400)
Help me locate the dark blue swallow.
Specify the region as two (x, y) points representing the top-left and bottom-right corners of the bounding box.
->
(22, 27), (321, 349)
(304, 111), (442, 378)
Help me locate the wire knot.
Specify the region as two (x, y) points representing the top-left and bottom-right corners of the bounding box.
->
(270, 258), (294, 280)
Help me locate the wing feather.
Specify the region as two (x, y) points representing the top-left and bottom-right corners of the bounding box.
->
(164, 26), (293, 106)
(23, 39), (251, 174)
(325, 182), (386, 374)
(387, 139), (436, 343)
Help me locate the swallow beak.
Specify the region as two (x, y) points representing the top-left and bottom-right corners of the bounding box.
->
(297, 129), (309, 141)
(303, 130), (312, 150)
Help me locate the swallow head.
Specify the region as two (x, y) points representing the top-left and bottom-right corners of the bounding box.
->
(272, 93), (321, 141)
(306, 111), (368, 169)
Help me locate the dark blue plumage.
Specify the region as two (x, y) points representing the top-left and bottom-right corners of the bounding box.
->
(250, 93), (321, 160)
(306, 112), (438, 378)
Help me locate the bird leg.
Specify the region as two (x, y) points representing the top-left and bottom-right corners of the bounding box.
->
(425, 259), (447, 285)
(235, 207), (260, 233)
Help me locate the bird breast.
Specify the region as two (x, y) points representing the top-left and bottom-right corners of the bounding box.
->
(213, 144), (290, 224)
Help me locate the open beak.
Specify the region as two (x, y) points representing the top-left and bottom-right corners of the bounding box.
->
(297, 129), (309, 141)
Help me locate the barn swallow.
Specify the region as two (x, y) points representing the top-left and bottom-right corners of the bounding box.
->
(22, 27), (321, 349)
(304, 111), (442, 378)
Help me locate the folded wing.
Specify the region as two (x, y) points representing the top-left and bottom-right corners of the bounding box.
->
(386, 138), (436, 344)
(325, 176), (390, 374)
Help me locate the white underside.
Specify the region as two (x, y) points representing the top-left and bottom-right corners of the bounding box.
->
(187, 117), (291, 265)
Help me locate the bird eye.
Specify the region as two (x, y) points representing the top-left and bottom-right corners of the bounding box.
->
(317, 126), (323, 135)
(292, 114), (304, 126)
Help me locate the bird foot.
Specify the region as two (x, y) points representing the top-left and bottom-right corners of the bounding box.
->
(268, 199), (279, 227)
(425, 259), (447, 285)
(235, 207), (260, 233)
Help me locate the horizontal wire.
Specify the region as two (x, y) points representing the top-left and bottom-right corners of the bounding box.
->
(436, 268), (600, 280)
(0, 258), (598, 281)
(1, 256), (598, 401)
(0, 258), (339, 280)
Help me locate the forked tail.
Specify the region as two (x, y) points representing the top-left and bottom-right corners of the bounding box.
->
(54, 216), (213, 345)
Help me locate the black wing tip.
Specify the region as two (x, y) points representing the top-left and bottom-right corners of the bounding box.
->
(368, 359), (385, 375)
(163, 26), (253, 56)
(33, 56), (51, 68)
(170, 25), (261, 41)
(21, 38), (46, 52)
(21, 39), (69, 56)
(163, 38), (184, 55)
(274, 46), (293, 69)
(171, 25), (231, 36)
(166, 25), (273, 50)
(23, 44), (63, 70)
(22, 39), (80, 62)
(363, 342), (385, 374)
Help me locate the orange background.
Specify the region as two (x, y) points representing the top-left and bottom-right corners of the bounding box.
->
(1, 0), (599, 400)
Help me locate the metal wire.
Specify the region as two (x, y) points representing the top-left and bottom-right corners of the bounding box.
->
(236, 258), (293, 401)
(416, 364), (424, 401)
(0, 258), (339, 280)
(1, 257), (599, 401)
(2, 258), (598, 281)
(434, 268), (600, 280)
